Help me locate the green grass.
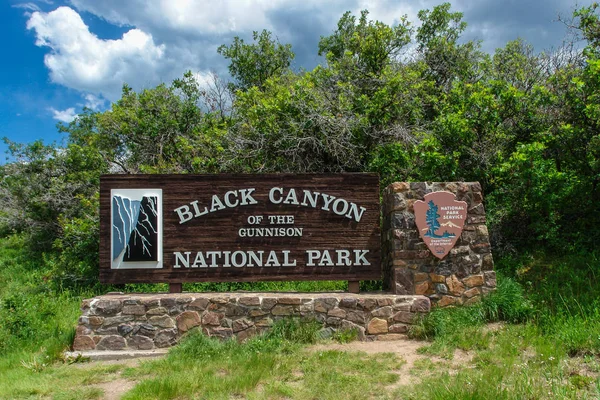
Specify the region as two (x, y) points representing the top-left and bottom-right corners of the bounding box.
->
(2, 234), (600, 399)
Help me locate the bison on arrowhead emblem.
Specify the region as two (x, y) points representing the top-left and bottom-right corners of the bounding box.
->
(414, 191), (467, 259)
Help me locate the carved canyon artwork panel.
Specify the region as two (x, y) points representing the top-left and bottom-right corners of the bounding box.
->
(100, 174), (380, 284)
(414, 191), (467, 259)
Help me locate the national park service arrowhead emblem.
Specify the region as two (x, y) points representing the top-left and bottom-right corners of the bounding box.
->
(414, 191), (467, 260)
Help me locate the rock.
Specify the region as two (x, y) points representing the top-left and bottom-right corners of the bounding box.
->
(249, 309), (269, 317)
(367, 318), (388, 334)
(327, 308), (347, 318)
(188, 298), (209, 311)
(339, 298), (357, 309)
(202, 312), (223, 326)
(102, 315), (135, 327)
(87, 316), (103, 326)
(261, 298), (278, 310)
(446, 275), (465, 296)
(482, 254), (494, 270)
(138, 324), (158, 337)
(160, 298), (177, 309)
(141, 298), (159, 308)
(278, 297), (302, 305)
(76, 325), (92, 336)
(224, 304), (246, 317)
(437, 296), (457, 307)
(326, 317), (342, 327)
(411, 298), (431, 313)
(238, 297), (261, 306)
(346, 310), (366, 324)
(414, 272), (429, 282)
(232, 318), (254, 333)
(207, 327), (232, 340)
(237, 326), (257, 342)
(271, 305), (294, 316)
(122, 305), (146, 315)
(392, 311), (415, 324)
(317, 328), (335, 340)
(371, 306), (393, 318)
(255, 318), (273, 327)
(148, 315), (175, 329)
(340, 321), (366, 341)
(210, 297), (229, 305)
(73, 335), (96, 351)
(464, 296), (481, 306)
(376, 298), (393, 307)
(117, 324), (134, 336)
(176, 311), (201, 332)
(147, 307), (168, 315)
(94, 299), (122, 315)
(415, 281), (430, 295)
(314, 298), (338, 312)
(463, 275), (484, 288)
(476, 225), (489, 236)
(357, 298), (378, 311)
(390, 182), (410, 192)
(155, 329), (178, 348)
(96, 335), (126, 351)
(388, 324), (408, 334)
(484, 271), (497, 287)
(463, 287), (480, 298)
(435, 283), (449, 294)
(127, 336), (154, 350)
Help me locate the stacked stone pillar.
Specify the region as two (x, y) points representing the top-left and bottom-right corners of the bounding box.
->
(382, 182), (496, 306)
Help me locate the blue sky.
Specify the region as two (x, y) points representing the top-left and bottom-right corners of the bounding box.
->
(0, 0), (578, 161)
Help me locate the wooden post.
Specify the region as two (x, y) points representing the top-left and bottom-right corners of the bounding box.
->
(348, 281), (360, 294)
(169, 283), (182, 293)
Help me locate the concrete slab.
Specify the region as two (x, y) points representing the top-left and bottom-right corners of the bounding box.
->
(64, 348), (169, 361)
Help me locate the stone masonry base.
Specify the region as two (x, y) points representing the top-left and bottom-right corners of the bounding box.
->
(73, 292), (431, 351)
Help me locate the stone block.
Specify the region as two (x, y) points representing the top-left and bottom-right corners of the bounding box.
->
(237, 326), (257, 342)
(367, 318), (388, 334)
(177, 311), (201, 332)
(261, 298), (278, 310)
(446, 275), (465, 296)
(371, 306), (393, 318)
(463, 287), (480, 299)
(430, 273), (446, 283)
(392, 311), (415, 324)
(484, 271), (497, 287)
(278, 297), (302, 305)
(388, 324), (408, 334)
(148, 315), (175, 329)
(127, 336), (154, 350)
(117, 325), (133, 336)
(357, 298), (378, 311)
(102, 315), (135, 327)
(346, 310), (366, 324)
(271, 305), (295, 316)
(202, 312), (223, 326)
(147, 307), (168, 315)
(188, 298), (209, 311)
(73, 335), (96, 351)
(96, 335), (126, 351)
(437, 296), (457, 307)
(122, 305), (146, 315)
(94, 299), (122, 315)
(327, 308), (347, 318)
(232, 318), (254, 333)
(339, 298), (357, 309)
(415, 281), (430, 295)
(238, 297), (261, 306)
(463, 274), (484, 288)
(411, 298), (431, 313)
(155, 329), (178, 348)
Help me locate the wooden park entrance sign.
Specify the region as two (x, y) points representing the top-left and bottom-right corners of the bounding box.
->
(100, 174), (381, 290)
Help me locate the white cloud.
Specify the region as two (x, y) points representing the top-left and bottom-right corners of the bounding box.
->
(83, 94), (105, 111)
(26, 6), (166, 100)
(49, 107), (77, 122)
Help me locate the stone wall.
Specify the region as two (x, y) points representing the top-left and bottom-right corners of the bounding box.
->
(382, 182), (496, 306)
(73, 292), (430, 351)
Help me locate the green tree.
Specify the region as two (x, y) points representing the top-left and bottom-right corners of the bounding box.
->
(218, 30), (295, 91)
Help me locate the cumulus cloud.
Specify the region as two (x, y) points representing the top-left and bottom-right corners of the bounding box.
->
(24, 0), (574, 109)
(49, 106), (76, 122)
(26, 6), (166, 100)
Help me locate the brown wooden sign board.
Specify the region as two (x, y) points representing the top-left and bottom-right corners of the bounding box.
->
(100, 174), (381, 284)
